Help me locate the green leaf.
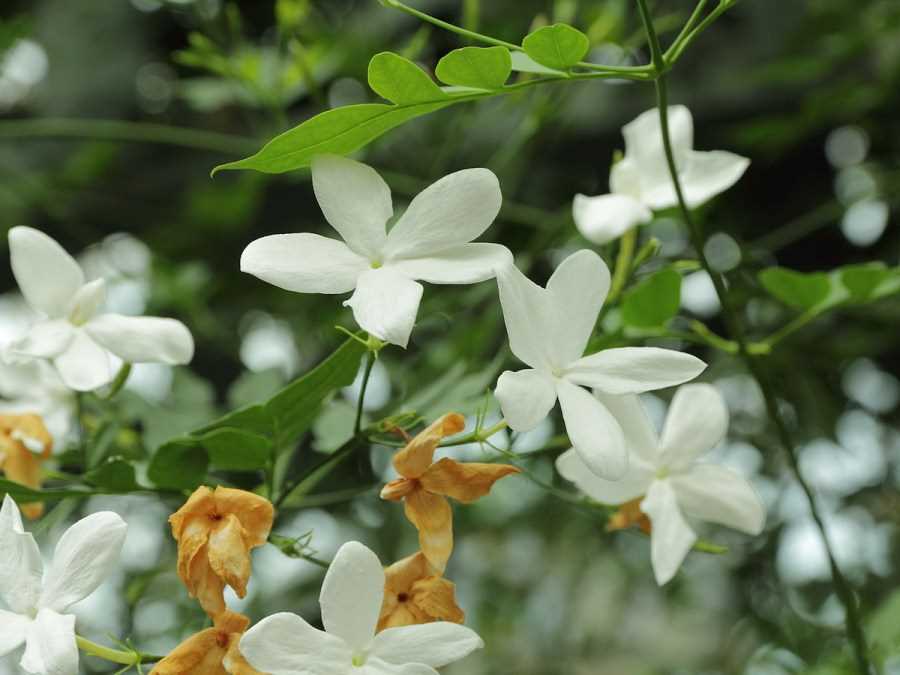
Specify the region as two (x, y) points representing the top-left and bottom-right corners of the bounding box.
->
(212, 101), (451, 174)
(622, 268), (682, 328)
(147, 440), (209, 490)
(148, 337), (366, 489)
(435, 46), (511, 90)
(839, 262), (889, 302)
(84, 458), (140, 492)
(759, 267), (831, 310)
(198, 428), (273, 471)
(0, 478), (98, 503)
(266, 336), (366, 443)
(368, 51), (448, 104)
(522, 23), (590, 71)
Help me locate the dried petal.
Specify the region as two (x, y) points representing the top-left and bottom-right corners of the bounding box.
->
(392, 413), (465, 479)
(410, 576), (464, 624)
(607, 496), (651, 534)
(403, 489), (453, 573)
(380, 478), (415, 501)
(420, 458), (520, 504)
(213, 487), (275, 549)
(208, 513), (252, 598)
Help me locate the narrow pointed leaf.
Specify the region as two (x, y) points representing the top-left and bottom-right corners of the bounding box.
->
(212, 102), (450, 174)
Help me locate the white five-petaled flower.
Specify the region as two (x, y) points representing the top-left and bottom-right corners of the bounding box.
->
(240, 154), (511, 348)
(0, 495), (128, 675)
(556, 383), (766, 585)
(4, 227), (195, 392)
(494, 250), (706, 480)
(239, 541), (483, 675)
(573, 105), (750, 244)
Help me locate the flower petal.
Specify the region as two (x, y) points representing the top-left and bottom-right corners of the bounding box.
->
(565, 347), (706, 395)
(420, 458), (520, 503)
(150, 626), (224, 675)
(545, 249), (611, 366)
(387, 243), (511, 284)
(594, 393), (660, 464)
(0, 495), (43, 614)
(85, 314), (194, 365)
(52, 331), (115, 392)
(371, 622), (483, 668)
(20, 608), (78, 675)
(213, 487), (275, 549)
(573, 193), (652, 245)
(239, 612), (351, 675)
(404, 490), (453, 573)
(67, 279), (106, 326)
(496, 263), (557, 370)
(311, 154), (391, 258)
(658, 383), (728, 468)
(671, 464), (765, 534)
(320, 541), (385, 652)
(384, 168), (501, 259)
(4, 320), (74, 360)
(364, 658), (439, 675)
(344, 267), (423, 348)
(640, 480), (697, 585)
(494, 369), (557, 432)
(622, 105), (693, 197)
(555, 448), (653, 506)
(0, 609), (28, 657)
(556, 380), (627, 480)
(207, 513), (252, 597)
(8, 227), (84, 318)
(392, 414), (465, 480)
(678, 150), (749, 208)
(39, 511), (127, 612)
(241, 233), (367, 294)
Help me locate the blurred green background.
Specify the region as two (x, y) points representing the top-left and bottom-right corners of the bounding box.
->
(1, 0), (899, 673)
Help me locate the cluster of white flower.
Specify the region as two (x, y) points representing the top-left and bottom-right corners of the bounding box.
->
(0, 105), (765, 674)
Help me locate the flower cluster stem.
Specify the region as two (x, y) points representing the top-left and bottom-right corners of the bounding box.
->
(634, 1), (871, 671)
(76, 635), (159, 668)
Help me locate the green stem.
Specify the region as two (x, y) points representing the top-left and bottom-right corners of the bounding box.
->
(354, 351), (376, 436)
(606, 228), (638, 305)
(664, 0), (736, 66)
(634, 1), (871, 671)
(378, 0), (654, 76)
(462, 0), (480, 38)
(76, 636), (160, 666)
(440, 420), (508, 447)
(102, 363), (132, 400)
(0, 118), (258, 155)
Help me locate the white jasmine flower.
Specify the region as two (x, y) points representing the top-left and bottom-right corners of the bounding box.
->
(4, 227), (195, 392)
(241, 154), (511, 348)
(556, 384), (766, 585)
(239, 541), (483, 674)
(494, 250), (707, 480)
(0, 495), (128, 674)
(573, 106), (749, 244)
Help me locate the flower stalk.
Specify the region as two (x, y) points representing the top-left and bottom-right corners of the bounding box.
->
(634, 0), (871, 670)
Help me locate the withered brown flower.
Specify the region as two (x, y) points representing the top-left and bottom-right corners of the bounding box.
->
(381, 413), (520, 571)
(151, 610), (261, 675)
(0, 413), (52, 519)
(169, 486), (274, 617)
(378, 550), (464, 632)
